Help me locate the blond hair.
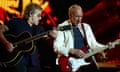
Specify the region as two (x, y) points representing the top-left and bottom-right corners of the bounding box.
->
(23, 3), (42, 20)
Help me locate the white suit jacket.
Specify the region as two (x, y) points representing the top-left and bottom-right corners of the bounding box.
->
(54, 20), (105, 57)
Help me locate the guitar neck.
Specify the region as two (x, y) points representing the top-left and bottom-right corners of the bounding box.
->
(14, 25), (72, 45)
(84, 39), (120, 59)
(26, 30), (50, 43)
(13, 31), (50, 45)
(84, 46), (108, 59)
(25, 25), (72, 43)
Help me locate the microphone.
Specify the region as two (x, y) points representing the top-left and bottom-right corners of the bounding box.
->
(57, 25), (72, 31)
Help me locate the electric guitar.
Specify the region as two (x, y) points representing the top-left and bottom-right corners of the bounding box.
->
(0, 25), (72, 66)
(58, 39), (120, 72)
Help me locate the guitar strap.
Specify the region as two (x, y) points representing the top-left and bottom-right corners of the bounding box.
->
(81, 24), (89, 51)
(81, 24), (86, 42)
(81, 24), (100, 72)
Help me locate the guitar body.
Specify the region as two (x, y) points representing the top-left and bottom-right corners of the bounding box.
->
(58, 56), (91, 72)
(58, 46), (90, 72)
(58, 56), (72, 72)
(0, 32), (34, 66)
(58, 39), (120, 72)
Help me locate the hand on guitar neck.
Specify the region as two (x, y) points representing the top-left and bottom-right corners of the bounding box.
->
(107, 42), (116, 49)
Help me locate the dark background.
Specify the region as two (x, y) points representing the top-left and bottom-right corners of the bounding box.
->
(47, 0), (120, 62)
(0, 0), (120, 69)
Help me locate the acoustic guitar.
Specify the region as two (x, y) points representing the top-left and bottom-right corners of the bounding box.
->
(0, 25), (72, 66)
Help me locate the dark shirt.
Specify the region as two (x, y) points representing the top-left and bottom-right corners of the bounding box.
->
(73, 26), (85, 49)
(5, 18), (44, 66)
